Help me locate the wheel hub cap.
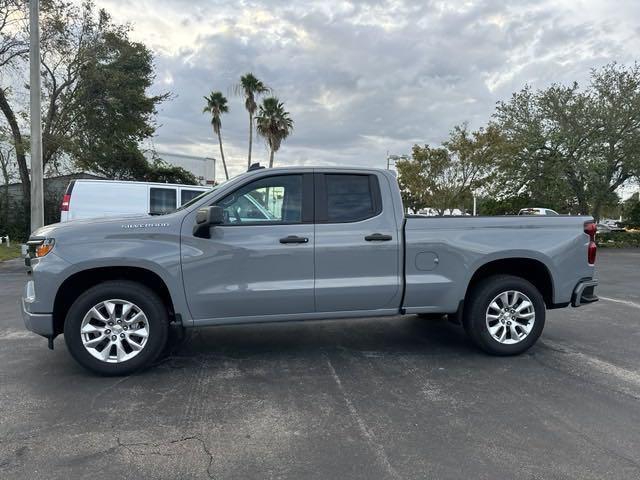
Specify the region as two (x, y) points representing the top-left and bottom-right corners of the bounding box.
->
(485, 290), (535, 345)
(80, 299), (150, 363)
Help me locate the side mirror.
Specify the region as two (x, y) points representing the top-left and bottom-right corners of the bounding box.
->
(193, 206), (225, 238)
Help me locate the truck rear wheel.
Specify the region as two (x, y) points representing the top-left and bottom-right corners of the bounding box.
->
(64, 281), (169, 375)
(463, 275), (545, 355)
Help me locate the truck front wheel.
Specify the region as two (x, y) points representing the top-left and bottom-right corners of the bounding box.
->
(64, 281), (169, 375)
(463, 275), (545, 355)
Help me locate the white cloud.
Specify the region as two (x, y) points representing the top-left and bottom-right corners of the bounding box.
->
(88, 0), (640, 180)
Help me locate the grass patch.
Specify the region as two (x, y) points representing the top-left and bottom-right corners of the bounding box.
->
(596, 231), (640, 248)
(0, 244), (23, 261)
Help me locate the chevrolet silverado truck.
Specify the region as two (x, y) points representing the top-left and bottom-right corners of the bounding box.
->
(22, 166), (599, 375)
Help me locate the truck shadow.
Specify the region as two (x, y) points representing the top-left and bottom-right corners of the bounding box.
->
(160, 315), (477, 366)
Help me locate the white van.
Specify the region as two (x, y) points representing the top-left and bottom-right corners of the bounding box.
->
(60, 179), (210, 222)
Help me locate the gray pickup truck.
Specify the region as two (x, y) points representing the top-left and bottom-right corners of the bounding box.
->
(22, 166), (599, 375)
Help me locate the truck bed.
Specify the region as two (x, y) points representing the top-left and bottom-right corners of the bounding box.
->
(401, 215), (594, 314)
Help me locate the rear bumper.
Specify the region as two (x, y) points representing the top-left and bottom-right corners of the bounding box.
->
(22, 280), (54, 337)
(571, 279), (599, 307)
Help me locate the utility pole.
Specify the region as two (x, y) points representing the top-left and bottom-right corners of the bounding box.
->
(29, 0), (44, 232)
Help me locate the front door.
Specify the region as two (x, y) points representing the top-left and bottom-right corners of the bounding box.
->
(181, 173), (315, 320)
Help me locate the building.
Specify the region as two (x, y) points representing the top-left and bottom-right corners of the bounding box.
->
(152, 151), (216, 186)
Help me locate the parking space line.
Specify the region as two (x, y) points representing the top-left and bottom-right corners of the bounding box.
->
(600, 296), (640, 310)
(325, 355), (401, 480)
(542, 339), (640, 391)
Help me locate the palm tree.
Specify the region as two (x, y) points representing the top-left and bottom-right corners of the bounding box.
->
(202, 91), (229, 180)
(235, 73), (270, 168)
(255, 97), (294, 168)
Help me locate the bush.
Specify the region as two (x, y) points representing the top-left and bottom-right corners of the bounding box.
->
(622, 195), (640, 229)
(596, 231), (640, 248)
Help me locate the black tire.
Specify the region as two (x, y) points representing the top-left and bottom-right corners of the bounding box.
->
(463, 275), (545, 356)
(64, 281), (169, 376)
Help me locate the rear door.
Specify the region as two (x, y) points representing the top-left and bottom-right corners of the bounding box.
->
(181, 172), (315, 319)
(313, 172), (401, 313)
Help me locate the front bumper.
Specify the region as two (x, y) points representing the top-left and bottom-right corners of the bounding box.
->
(571, 279), (599, 307)
(22, 280), (54, 337)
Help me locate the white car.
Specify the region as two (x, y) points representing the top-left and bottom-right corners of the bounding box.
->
(601, 219), (626, 232)
(518, 207), (559, 216)
(60, 179), (210, 222)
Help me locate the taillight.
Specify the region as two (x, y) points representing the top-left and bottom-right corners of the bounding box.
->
(61, 194), (71, 211)
(584, 221), (597, 265)
(588, 241), (597, 265)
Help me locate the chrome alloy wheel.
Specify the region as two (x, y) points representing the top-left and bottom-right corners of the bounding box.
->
(80, 299), (150, 363)
(485, 290), (535, 345)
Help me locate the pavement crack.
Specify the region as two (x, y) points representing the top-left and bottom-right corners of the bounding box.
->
(116, 434), (215, 479)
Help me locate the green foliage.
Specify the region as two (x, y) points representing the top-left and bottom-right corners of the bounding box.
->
(396, 150), (432, 213)
(145, 158), (198, 185)
(255, 97), (294, 168)
(202, 91), (229, 180)
(623, 194), (640, 228)
(0, 244), (22, 262)
(71, 17), (168, 178)
(0, 1), (168, 198)
(235, 73), (270, 167)
(0, 197), (28, 241)
(477, 194), (533, 216)
(202, 91), (229, 135)
(396, 124), (496, 214)
(597, 231), (640, 248)
(492, 63), (640, 220)
(236, 73), (270, 117)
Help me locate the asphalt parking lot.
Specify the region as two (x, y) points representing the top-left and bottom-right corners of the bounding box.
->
(1, 250), (640, 479)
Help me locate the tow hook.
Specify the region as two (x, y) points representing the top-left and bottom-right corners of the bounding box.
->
(47, 336), (54, 350)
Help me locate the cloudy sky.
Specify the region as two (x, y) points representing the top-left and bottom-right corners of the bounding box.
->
(91, 0), (640, 179)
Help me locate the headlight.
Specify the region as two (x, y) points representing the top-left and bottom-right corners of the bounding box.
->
(30, 238), (55, 257)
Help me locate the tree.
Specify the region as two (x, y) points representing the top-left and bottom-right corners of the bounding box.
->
(0, 0), (29, 200)
(202, 91), (229, 180)
(0, 1), (167, 196)
(235, 73), (269, 168)
(69, 20), (168, 178)
(395, 153), (430, 213)
(145, 155), (198, 185)
(492, 63), (640, 220)
(396, 125), (495, 215)
(255, 97), (293, 168)
(623, 193), (640, 228)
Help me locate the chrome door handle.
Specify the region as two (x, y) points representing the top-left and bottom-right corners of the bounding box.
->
(279, 235), (309, 244)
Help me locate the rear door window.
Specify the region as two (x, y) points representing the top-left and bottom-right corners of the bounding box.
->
(149, 187), (177, 215)
(317, 174), (381, 223)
